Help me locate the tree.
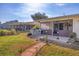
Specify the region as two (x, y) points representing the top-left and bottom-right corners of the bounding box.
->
(0, 22), (1, 24)
(31, 12), (48, 20)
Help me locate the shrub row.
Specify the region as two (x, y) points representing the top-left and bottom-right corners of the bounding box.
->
(0, 29), (17, 36)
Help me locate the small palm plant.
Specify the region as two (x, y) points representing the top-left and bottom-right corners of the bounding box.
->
(32, 24), (40, 29)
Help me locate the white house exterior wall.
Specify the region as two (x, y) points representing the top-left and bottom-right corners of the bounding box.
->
(73, 17), (79, 38)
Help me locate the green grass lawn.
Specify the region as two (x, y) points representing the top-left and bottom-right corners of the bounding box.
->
(0, 33), (37, 56)
(1, 33), (79, 56)
(37, 44), (79, 56)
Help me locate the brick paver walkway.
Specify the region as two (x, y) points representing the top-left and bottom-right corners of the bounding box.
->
(21, 42), (46, 56)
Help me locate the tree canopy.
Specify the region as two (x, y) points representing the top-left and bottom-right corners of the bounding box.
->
(31, 12), (48, 20)
(0, 22), (1, 24)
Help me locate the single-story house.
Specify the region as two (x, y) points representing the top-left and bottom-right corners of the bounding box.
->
(0, 22), (35, 31)
(35, 14), (79, 38)
(1, 14), (79, 39)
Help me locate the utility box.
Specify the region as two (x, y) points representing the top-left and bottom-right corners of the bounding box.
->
(30, 28), (41, 36)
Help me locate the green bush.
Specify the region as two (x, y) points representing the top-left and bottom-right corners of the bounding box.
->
(0, 30), (5, 36)
(69, 32), (77, 38)
(0, 29), (17, 36)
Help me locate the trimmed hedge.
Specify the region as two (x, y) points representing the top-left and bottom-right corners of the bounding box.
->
(0, 29), (17, 36)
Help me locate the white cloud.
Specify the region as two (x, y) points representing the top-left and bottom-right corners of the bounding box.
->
(23, 3), (46, 14)
(55, 3), (65, 6)
(14, 3), (47, 19)
(27, 3), (43, 8)
(12, 4), (45, 22)
(13, 3), (50, 22)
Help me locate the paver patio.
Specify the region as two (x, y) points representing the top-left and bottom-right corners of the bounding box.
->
(32, 35), (79, 49)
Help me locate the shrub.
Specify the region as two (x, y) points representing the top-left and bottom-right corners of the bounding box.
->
(0, 30), (5, 36)
(10, 29), (17, 35)
(0, 29), (17, 36)
(69, 32), (77, 38)
(67, 32), (77, 43)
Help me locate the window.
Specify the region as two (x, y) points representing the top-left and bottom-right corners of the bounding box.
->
(54, 23), (64, 30)
(59, 23), (63, 30)
(54, 24), (58, 30)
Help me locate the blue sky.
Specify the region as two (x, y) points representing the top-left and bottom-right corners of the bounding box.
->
(0, 3), (79, 23)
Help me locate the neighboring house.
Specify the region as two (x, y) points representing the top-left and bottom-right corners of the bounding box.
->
(0, 21), (35, 31)
(36, 14), (79, 38)
(0, 24), (9, 29)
